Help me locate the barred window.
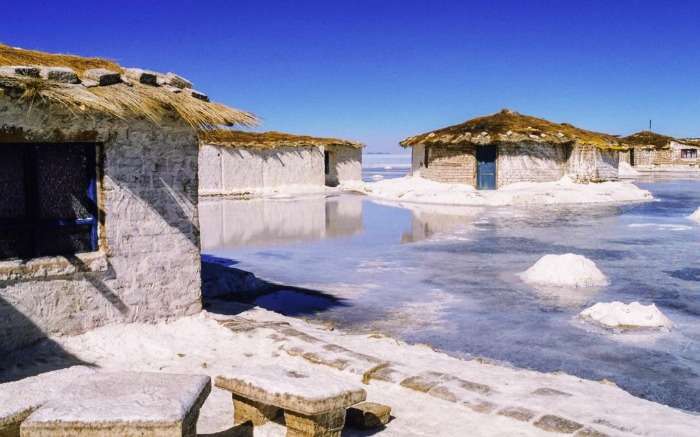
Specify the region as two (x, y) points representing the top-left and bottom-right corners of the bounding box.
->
(681, 149), (697, 159)
(0, 143), (98, 260)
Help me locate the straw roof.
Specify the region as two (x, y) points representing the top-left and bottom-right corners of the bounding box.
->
(400, 109), (623, 149)
(681, 138), (700, 147)
(0, 44), (257, 130)
(200, 130), (364, 149)
(621, 131), (679, 149)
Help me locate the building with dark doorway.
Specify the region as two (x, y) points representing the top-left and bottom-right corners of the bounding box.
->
(620, 131), (700, 171)
(199, 130), (363, 195)
(400, 109), (623, 189)
(0, 44), (255, 352)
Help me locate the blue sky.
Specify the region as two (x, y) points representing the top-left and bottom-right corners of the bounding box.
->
(3, 1), (699, 151)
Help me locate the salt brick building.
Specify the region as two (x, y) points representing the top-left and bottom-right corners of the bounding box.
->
(0, 44), (255, 352)
(401, 109), (623, 189)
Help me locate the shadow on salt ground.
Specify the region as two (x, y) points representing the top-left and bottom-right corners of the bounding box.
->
(202, 255), (350, 318)
(0, 303), (95, 383)
(198, 424), (253, 437)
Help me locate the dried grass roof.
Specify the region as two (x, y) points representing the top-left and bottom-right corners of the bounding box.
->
(200, 130), (364, 149)
(0, 44), (123, 75)
(0, 44), (257, 130)
(681, 138), (700, 147)
(400, 109), (623, 149)
(621, 131), (677, 149)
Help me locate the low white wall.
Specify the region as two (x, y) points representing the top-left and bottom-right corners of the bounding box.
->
(497, 143), (567, 187)
(411, 144), (425, 176)
(325, 146), (362, 186)
(200, 145), (325, 195)
(567, 145), (619, 182)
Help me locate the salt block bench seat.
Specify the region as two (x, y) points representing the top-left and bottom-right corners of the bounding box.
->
(215, 366), (367, 437)
(20, 372), (211, 437)
(0, 366), (95, 437)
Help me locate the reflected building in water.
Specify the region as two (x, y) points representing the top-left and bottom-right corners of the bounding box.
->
(401, 203), (484, 243)
(200, 195), (364, 250)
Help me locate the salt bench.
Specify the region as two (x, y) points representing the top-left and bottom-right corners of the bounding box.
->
(20, 372), (211, 437)
(0, 366), (94, 437)
(215, 366), (367, 437)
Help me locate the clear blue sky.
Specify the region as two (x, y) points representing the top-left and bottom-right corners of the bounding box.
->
(3, 1), (699, 151)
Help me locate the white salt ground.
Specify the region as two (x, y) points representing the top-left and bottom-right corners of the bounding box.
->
(358, 175), (652, 206)
(5, 309), (699, 436)
(579, 302), (673, 330)
(519, 254), (609, 288)
(689, 207), (700, 223)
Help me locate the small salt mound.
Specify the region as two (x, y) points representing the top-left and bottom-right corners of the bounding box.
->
(519, 253), (609, 288)
(689, 207), (700, 223)
(579, 302), (673, 330)
(618, 162), (640, 178)
(371, 174), (384, 181)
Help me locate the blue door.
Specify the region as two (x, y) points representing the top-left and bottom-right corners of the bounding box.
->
(476, 146), (497, 190)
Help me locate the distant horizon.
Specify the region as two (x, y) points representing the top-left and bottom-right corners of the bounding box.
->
(4, 1), (699, 152)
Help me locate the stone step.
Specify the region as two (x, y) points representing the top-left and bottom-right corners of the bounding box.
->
(0, 366), (94, 437)
(21, 372), (211, 437)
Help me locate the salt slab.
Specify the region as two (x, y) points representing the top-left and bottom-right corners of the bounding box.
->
(0, 366), (94, 434)
(22, 372), (211, 436)
(689, 207), (700, 223)
(579, 302), (673, 330)
(216, 365), (366, 416)
(519, 254), (609, 288)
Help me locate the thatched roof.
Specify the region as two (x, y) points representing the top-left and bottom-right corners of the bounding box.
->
(681, 138), (700, 147)
(400, 109), (623, 149)
(200, 130), (364, 149)
(621, 131), (680, 149)
(622, 132), (700, 149)
(0, 44), (257, 130)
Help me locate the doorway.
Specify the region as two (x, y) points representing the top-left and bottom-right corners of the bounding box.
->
(476, 145), (497, 190)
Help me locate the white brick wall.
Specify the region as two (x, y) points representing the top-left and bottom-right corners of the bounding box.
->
(0, 97), (202, 352)
(199, 144), (325, 195)
(325, 145), (362, 186)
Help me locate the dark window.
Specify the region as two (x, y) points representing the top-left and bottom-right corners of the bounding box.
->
(324, 151), (331, 175)
(681, 149), (698, 159)
(424, 146), (430, 168)
(0, 143), (98, 260)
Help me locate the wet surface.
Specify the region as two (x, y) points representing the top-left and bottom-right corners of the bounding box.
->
(202, 172), (700, 411)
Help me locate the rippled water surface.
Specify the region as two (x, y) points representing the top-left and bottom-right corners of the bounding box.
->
(201, 171), (700, 411)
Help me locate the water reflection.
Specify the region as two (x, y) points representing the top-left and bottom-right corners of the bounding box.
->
(199, 180), (700, 412)
(397, 203), (485, 243)
(200, 194), (364, 250)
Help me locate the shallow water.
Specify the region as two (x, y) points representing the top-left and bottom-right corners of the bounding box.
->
(202, 173), (700, 411)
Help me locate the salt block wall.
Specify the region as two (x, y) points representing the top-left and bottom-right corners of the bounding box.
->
(412, 144), (477, 185)
(619, 150), (631, 165)
(0, 107), (202, 352)
(567, 145), (619, 182)
(633, 147), (656, 166)
(496, 143), (567, 187)
(325, 145), (362, 186)
(199, 145), (325, 195)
